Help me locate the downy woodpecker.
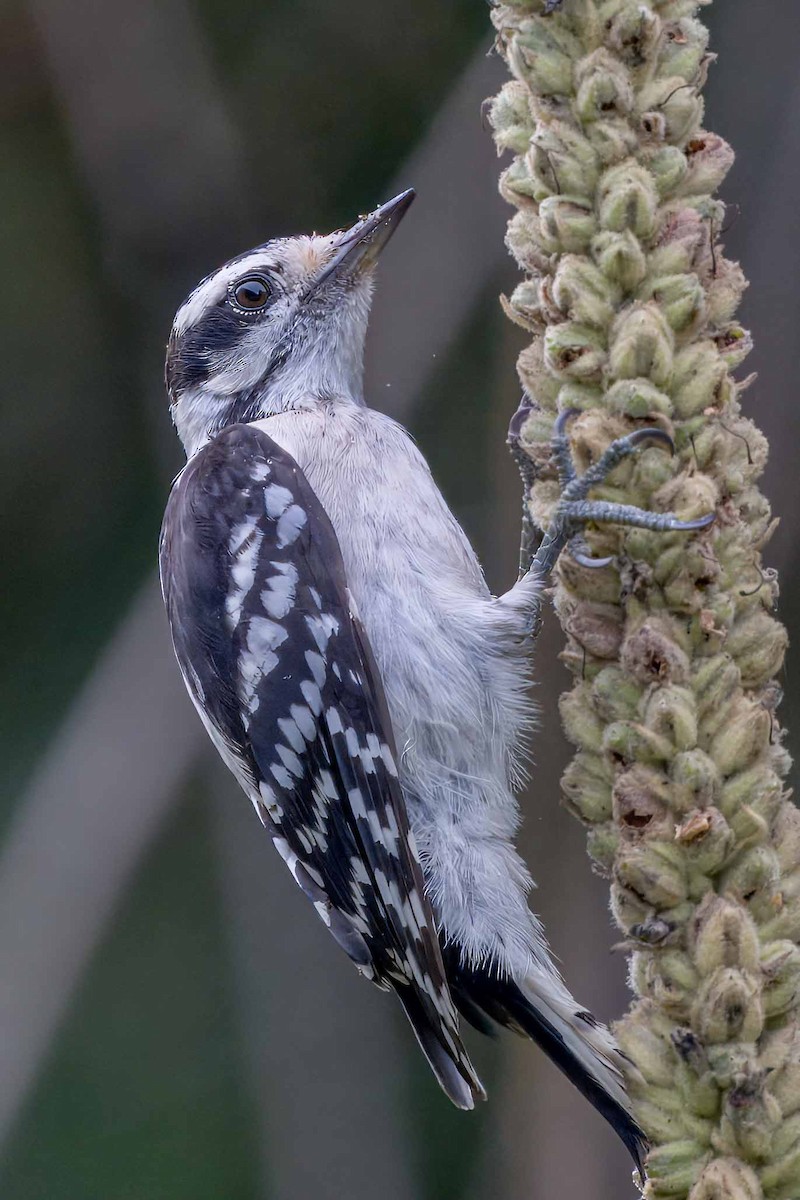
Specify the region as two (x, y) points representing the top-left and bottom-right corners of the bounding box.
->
(160, 190), (712, 1171)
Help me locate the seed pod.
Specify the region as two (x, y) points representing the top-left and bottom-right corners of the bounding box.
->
(608, 303), (675, 386)
(676, 807), (734, 876)
(634, 948), (698, 1014)
(616, 844), (688, 909)
(687, 1158), (762, 1200)
(761, 941), (800, 1020)
(559, 685), (604, 752)
(544, 320), (607, 379)
(671, 749), (720, 815)
(539, 195), (597, 253)
(574, 48), (634, 122)
(640, 272), (707, 337)
(622, 618), (691, 686)
(722, 1077), (782, 1161)
(598, 161), (660, 237)
(643, 684), (698, 751)
(647, 1140), (711, 1196)
(691, 895), (760, 976)
(489, 79), (533, 155)
(592, 229), (648, 291)
(677, 132), (735, 196)
(551, 254), (619, 326)
(652, 206), (712, 277)
(642, 143), (690, 197)
(705, 257), (748, 326)
(658, 17), (710, 83)
(691, 968), (763, 1044)
(507, 22), (578, 97)
(726, 610), (788, 689)
(561, 751), (613, 823)
(531, 118), (600, 196)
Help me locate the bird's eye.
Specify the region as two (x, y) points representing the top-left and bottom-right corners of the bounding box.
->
(231, 276), (271, 310)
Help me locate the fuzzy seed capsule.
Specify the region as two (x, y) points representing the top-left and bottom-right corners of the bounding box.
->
(761, 941), (800, 1020)
(708, 702), (772, 777)
(726, 610), (788, 689)
(551, 254), (619, 326)
(489, 80), (533, 155)
(574, 48), (634, 122)
(651, 206), (712, 278)
(531, 119), (600, 197)
(559, 686), (604, 752)
(643, 143), (691, 198)
(722, 1081), (782, 1163)
(647, 1140), (710, 1195)
(640, 272), (707, 336)
(508, 24), (576, 98)
(591, 229), (648, 291)
(687, 1158), (762, 1200)
(561, 751), (613, 823)
(705, 257), (749, 326)
(658, 17), (710, 83)
(598, 160), (659, 237)
(616, 844), (688, 909)
(544, 320), (607, 380)
(691, 895), (760, 976)
(639, 75), (704, 144)
(691, 968), (763, 1044)
(605, 377), (674, 419)
(608, 303), (675, 387)
(606, 4), (662, 69)
(671, 749), (720, 814)
(539, 195), (597, 253)
(643, 684), (698, 751)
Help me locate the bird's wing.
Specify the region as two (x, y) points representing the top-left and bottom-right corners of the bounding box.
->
(159, 422), (482, 1107)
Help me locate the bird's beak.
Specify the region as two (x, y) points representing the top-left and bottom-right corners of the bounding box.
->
(312, 189), (416, 292)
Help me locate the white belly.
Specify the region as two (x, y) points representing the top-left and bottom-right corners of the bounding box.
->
(253, 404), (539, 971)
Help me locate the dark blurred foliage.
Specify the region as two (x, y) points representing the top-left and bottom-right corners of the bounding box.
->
(0, 2), (798, 1197)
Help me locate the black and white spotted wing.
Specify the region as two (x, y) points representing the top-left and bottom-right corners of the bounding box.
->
(159, 422), (483, 1109)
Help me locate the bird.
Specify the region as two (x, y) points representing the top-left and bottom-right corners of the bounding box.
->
(159, 189), (711, 1173)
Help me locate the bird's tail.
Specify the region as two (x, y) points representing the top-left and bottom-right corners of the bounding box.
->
(393, 979), (486, 1111)
(446, 956), (648, 1176)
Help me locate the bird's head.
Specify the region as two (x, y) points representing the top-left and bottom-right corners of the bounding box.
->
(166, 189), (415, 457)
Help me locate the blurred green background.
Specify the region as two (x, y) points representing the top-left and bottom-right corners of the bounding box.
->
(1, 2), (799, 1197)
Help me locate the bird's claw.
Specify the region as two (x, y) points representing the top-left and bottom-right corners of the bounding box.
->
(546, 410), (715, 566)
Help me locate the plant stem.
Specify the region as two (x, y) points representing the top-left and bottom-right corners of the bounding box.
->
(489, 3), (799, 1197)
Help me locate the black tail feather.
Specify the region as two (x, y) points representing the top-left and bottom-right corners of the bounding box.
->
(446, 955), (648, 1177)
(393, 982), (486, 1111)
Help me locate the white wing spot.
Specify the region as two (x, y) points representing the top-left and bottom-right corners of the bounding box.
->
(305, 612), (339, 653)
(276, 742), (304, 778)
(261, 561), (298, 619)
(290, 704), (316, 742)
(326, 707), (344, 736)
(380, 743), (398, 777)
(276, 504), (307, 548)
(305, 650), (326, 688)
(277, 716), (305, 754)
(247, 616), (288, 656)
(348, 787), (368, 819)
(264, 483), (294, 519)
(300, 680), (323, 716)
(226, 522), (263, 629)
(270, 763), (295, 790)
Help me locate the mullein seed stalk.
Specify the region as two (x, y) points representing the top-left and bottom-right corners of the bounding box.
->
(489, 2), (798, 1197)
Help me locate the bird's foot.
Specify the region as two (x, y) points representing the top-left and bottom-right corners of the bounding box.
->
(533, 410), (715, 575)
